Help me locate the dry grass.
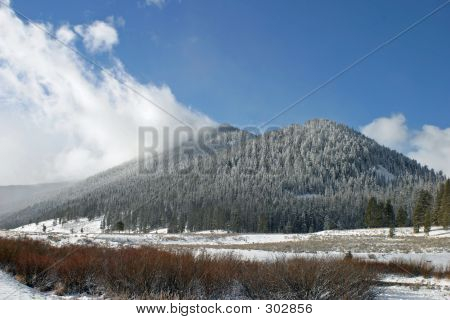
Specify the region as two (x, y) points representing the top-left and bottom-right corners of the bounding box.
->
(0, 237), (378, 299)
(176, 236), (450, 254)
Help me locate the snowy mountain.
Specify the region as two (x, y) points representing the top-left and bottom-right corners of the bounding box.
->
(0, 119), (443, 232)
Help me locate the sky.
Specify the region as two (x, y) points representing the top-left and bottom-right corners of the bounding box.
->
(0, 0), (450, 184)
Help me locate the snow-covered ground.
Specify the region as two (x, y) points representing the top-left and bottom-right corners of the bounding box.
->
(1, 268), (447, 300)
(13, 217), (104, 234)
(2, 218), (449, 300)
(0, 271), (49, 300)
(316, 227), (450, 237)
(4, 220), (450, 267)
(198, 248), (450, 268)
(0, 270), (98, 300)
(12, 217), (450, 239)
(377, 275), (450, 300)
(7, 226), (310, 247)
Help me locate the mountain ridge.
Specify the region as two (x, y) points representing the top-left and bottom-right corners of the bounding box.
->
(0, 119), (443, 232)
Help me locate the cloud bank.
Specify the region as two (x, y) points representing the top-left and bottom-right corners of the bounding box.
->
(0, 5), (215, 185)
(360, 114), (408, 151)
(361, 115), (450, 176)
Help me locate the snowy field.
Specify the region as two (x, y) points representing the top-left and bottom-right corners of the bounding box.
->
(0, 270), (49, 300)
(5, 219), (449, 266)
(376, 275), (450, 300)
(13, 217), (105, 234)
(3, 218), (450, 269)
(0, 270), (96, 300)
(1, 217), (449, 300)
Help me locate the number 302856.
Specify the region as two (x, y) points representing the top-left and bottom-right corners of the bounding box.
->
(265, 303), (312, 314)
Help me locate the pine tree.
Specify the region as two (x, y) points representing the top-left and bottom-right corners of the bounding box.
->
(384, 200), (395, 237)
(100, 217), (106, 231)
(115, 221), (124, 232)
(257, 213), (269, 233)
(373, 200), (384, 228)
(364, 197), (376, 228)
(389, 225), (395, 238)
(433, 183), (444, 225)
(441, 180), (450, 230)
(168, 214), (178, 233)
(384, 200), (395, 228)
(443, 209), (449, 230)
(424, 209), (431, 235)
(323, 215), (332, 230)
(412, 190), (432, 233)
(178, 213), (187, 233)
(396, 206), (408, 227)
(230, 207), (241, 232)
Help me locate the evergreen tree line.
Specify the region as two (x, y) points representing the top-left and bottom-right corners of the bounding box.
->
(364, 179), (450, 233)
(364, 198), (406, 228)
(412, 180), (450, 233)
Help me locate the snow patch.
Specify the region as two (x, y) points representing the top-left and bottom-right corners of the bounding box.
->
(13, 216), (104, 234)
(377, 275), (450, 300)
(0, 271), (48, 300)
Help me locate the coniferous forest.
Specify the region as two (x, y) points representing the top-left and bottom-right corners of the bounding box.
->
(0, 120), (446, 233)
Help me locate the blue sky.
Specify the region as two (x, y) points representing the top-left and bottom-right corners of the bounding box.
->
(11, 0), (450, 129)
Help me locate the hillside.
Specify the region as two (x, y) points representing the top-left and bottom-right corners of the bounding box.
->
(0, 182), (72, 218)
(0, 119), (443, 232)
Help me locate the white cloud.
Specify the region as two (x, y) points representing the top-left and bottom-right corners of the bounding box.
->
(0, 5), (216, 185)
(408, 125), (450, 176)
(144, 0), (166, 8)
(56, 25), (77, 44)
(75, 20), (118, 53)
(361, 114), (450, 176)
(360, 114), (408, 150)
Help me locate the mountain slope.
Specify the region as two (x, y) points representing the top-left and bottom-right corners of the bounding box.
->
(0, 182), (72, 218)
(0, 120), (443, 232)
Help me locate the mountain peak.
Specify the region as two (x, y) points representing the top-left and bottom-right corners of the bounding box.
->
(217, 123), (241, 133)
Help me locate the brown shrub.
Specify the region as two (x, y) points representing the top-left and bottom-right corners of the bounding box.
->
(0, 237), (380, 299)
(349, 258), (450, 279)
